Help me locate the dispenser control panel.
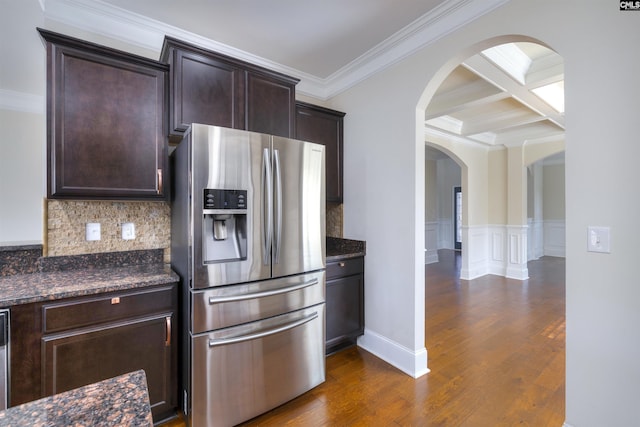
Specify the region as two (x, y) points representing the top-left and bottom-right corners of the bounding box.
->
(204, 189), (247, 210)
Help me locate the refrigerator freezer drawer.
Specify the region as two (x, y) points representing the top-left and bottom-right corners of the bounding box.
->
(192, 270), (325, 334)
(190, 304), (325, 427)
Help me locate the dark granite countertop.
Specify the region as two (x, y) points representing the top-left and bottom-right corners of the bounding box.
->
(0, 370), (153, 426)
(0, 248), (178, 307)
(0, 263), (178, 307)
(326, 237), (366, 262)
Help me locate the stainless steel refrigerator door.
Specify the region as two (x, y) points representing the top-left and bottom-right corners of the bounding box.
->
(191, 124), (271, 288)
(271, 136), (326, 278)
(190, 304), (325, 427)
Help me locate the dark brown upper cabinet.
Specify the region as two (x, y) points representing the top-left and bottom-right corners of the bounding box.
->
(295, 102), (345, 203)
(160, 37), (298, 141)
(38, 28), (169, 200)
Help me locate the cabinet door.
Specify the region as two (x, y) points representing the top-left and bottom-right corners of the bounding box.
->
(246, 71), (297, 138)
(295, 102), (345, 203)
(326, 273), (364, 354)
(40, 29), (168, 200)
(42, 314), (175, 422)
(169, 48), (244, 136)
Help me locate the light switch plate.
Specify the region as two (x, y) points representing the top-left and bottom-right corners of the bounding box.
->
(122, 222), (136, 240)
(86, 222), (101, 241)
(587, 226), (611, 253)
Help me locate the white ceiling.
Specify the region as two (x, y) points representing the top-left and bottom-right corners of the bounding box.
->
(39, 0), (564, 151)
(41, 0), (510, 98)
(99, 0), (449, 79)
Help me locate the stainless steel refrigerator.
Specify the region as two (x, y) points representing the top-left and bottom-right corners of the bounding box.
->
(171, 124), (326, 427)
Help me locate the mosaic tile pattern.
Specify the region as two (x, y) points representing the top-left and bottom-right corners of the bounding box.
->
(47, 200), (171, 262)
(326, 202), (343, 237)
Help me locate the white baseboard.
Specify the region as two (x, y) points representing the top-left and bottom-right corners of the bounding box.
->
(357, 328), (430, 378)
(506, 265), (529, 280)
(425, 249), (439, 264)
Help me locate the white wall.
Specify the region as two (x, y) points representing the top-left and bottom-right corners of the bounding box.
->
(0, 0), (46, 244)
(0, 110), (44, 243)
(332, 1), (640, 426)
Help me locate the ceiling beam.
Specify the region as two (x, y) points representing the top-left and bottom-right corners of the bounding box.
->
(426, 82), (510, 119)
(462, 55), (565, 129)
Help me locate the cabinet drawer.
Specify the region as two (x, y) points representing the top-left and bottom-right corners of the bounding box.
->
(43, 285), (176, 333)
(326, 257), (364, 280)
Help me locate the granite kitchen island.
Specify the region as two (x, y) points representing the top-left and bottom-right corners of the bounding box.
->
(0, 370), (153, 426)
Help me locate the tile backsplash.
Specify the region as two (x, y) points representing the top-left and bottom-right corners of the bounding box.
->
(46, 200), (171, 262)
(46, 200), (343, 261)
(326, 202), (343, 238)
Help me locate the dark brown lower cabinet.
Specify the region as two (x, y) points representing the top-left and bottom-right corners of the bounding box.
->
(325, 257), (364, 354)
(10, 284), (178, 424)
(42, 315), (173, 417)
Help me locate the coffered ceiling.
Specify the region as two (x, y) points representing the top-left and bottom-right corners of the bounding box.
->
(425, 42), (565, 149)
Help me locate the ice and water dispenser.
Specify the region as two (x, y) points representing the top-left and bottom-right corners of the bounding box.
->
(202, 189), (248, 263)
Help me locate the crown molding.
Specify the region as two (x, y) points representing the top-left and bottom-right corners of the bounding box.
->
(40, 0), (511, 100)
(324, 0), (511, 99)
(0, 89), (45, 114)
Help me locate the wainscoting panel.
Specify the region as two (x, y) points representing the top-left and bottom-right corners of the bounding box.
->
(438, 218), (453, 250)
(425, 221), (439, 264)
(506, 226), (529, 280)
(544, 220), (566, 257)
(487, 225), (507, 276)
(460, 225), (488, 280)
(528, 218), (544, 261)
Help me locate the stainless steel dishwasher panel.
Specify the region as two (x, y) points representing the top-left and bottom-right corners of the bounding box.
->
(190, 304), (325, 427)
(191, 270), (325, 334)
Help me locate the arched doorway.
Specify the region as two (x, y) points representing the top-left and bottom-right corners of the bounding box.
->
(417, 36), (566, 423)
(421, 37), (564, 280)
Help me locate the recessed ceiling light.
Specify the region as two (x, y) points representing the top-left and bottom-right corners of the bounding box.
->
(532, 81), (564, 113)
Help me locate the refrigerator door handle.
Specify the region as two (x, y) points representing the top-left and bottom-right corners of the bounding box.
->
(207, 311), (318, 347)
(273, 149), (283, 264)
(208, 278), (319, 304)
(262, 147), (273, 265)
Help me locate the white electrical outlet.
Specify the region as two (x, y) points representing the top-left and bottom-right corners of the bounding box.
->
(122, 222), (136, 240)
(86, 223), (101, 241)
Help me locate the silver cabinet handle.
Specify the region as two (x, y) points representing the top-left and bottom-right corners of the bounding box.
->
(208, 278), (318, 304)
(208, 311), (318, 347)
(262, 147), (273, 266)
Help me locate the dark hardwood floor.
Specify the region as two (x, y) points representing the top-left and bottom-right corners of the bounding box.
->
(162, 250), (565, 426)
